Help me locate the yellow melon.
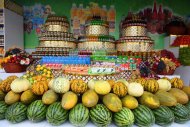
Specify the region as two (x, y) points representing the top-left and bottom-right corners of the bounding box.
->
(169, 88), (189, 104)
(103, 93), (122, 112)
(94, 80), (111, 95)
(139, 91), (160, 109)
(61, 91), (78, 110)
(182, 86), (190, 99)
(82, 90), (99, 107)
(121, 95), (138, 109)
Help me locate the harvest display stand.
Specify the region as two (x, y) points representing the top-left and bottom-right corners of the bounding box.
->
(0, 4), (190, 127)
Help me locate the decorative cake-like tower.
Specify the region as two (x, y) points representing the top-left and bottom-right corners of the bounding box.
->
(78, 16), (115, 51)
(32, 15), (76, 58)
(117, 13), (154, 52)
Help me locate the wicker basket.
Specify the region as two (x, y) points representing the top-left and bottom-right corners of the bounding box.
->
(3, 63), (28, 73)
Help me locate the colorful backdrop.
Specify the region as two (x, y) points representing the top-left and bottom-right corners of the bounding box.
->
(12, 0), (190, 49)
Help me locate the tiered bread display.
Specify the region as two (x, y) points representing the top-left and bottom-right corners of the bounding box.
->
(78, 17), (115, 51)
(117, 14), (154, 52)
(32, 15), (76, 58)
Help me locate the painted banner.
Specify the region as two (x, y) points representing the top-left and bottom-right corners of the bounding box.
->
(70, 2), (116, 38)
(23, 4), (55, 35)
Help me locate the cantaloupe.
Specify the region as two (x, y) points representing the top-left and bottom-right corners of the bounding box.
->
(21, 89), (37, 104)
(61, 91), (78, 110)
(155, 90), (177, 107)
(82, 90), (99, 107)
(169, 88), (189, 104)
(94, 80), (111, 95)
(121, 95), (138, 109)
(0, 90), (5, 101)
(42, 90), (58, 105)
(5, 91), (20, 105)
(139, 91), (160, 109)
(103, 93), (122, 112)
(182, 86), (190, 99)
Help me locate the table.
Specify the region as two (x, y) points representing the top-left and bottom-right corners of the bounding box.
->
(0, 120), (190, 127)
(0, 69), (25, 80)
(0, 71), (190, 127)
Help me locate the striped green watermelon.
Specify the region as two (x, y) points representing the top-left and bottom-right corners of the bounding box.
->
(114, 107), (134, 127)
(0, 101), (8, 119)
(69, 103), (89, 127)
(46, 102), (68, 126)
(90, 104), (112, 127)
(170, 103), (190, 123)
(152, 106), (174, 126)
(5, 102), (27, 123)
(132, 105), (155, 127)
(27, 100), (47, 122)
(185, 101), (190, 110)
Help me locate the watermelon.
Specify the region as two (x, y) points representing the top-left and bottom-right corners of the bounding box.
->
(90, 104), (112, 127)
(114, 107), (134, 127)
(27, 100), (47, 122)
(170, 103), (190, 123)
(0, 101), (8, 119)
(69, 103), (89, 127)
(132, 104), (155, 127)
(5, 102), (27, 123)
(152, 106), (174, 126)
(185, 101), (190, 110)
(46, 102), (68, 126)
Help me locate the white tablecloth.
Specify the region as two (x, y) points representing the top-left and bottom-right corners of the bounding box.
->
(0, 120), (190, 127)
(158, 75), (180, 79)
(0, 69), (25, 80)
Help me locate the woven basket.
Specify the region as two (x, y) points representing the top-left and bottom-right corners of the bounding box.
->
(3, 63), (28, 73)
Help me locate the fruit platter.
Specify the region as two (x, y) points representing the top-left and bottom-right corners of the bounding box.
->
(0, 63), (190, 127)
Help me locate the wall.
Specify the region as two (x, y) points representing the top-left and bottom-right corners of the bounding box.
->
(12, 0), (190, 49)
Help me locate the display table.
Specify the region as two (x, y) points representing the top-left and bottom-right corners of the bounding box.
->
(1, 119), (190, 127)
(158, 75), (180, 79)
(0, 69), (25, 80)
(0, 70), (190, 127)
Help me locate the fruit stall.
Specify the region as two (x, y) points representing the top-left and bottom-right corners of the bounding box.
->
(1, 0), (190, 127)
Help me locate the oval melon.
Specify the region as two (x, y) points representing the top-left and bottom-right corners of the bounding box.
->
(5, 91), (20, 105)
(42, 90), (58, 105)
(182, 86), (190, 99)
(139, 91), (160, 109)
(103, 93), (122, 112)
(48, 79), (54, 89)
(94, 80), (111, 95)
(82, 90), (99, 107)
(169, 88), (189, 104)
(61, 91), (78, 110)
(155, 90), (177, 107)
(0, 90), (5, 101)
(121, 95), (138, 109)
(88, 79), (96, 90)
(21, 90), (37, 104)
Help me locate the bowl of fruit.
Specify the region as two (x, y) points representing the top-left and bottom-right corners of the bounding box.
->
(1, 48), (33, 73)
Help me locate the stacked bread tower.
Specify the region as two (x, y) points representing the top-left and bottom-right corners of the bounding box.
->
(78, 17), (115, 51)
(32, 15), (76, 58)
(117, 14), (154, 52)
